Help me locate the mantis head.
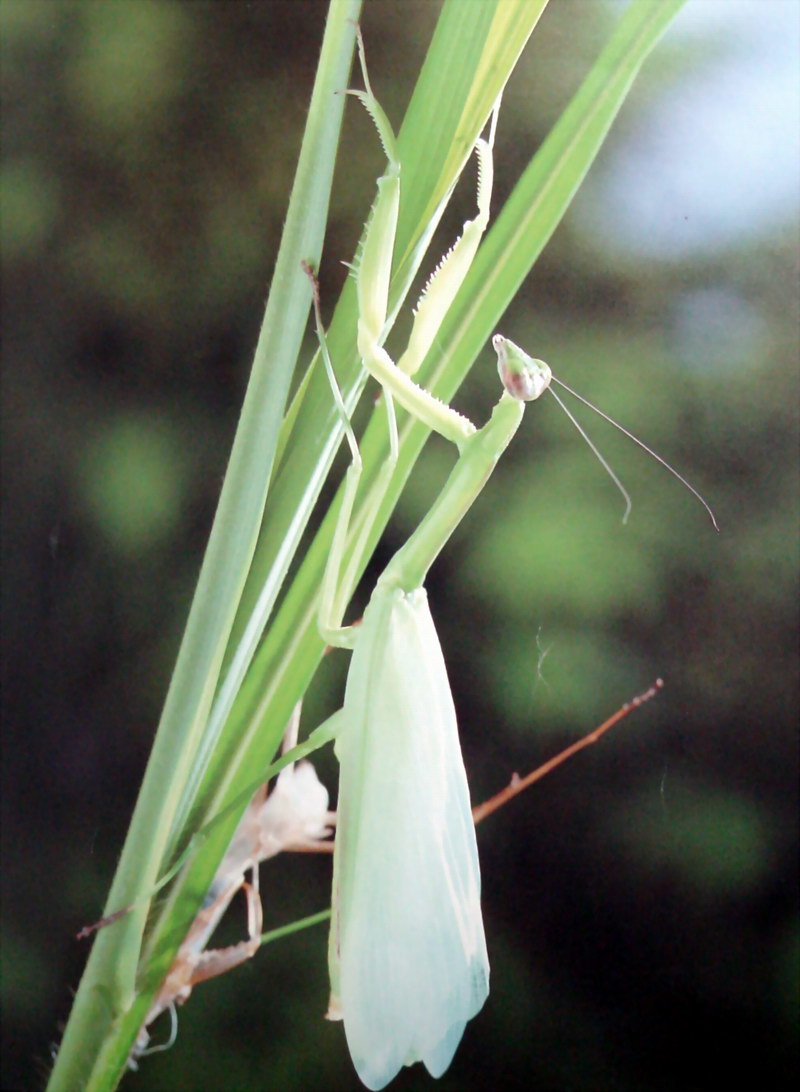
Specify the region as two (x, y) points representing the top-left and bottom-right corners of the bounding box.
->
(493, 333), (553, 402)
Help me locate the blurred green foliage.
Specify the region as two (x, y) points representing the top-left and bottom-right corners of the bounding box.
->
(1, 2), (797, 1090)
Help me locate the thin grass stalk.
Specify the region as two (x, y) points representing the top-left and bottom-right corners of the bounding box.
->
(46, 5), (362, 1089)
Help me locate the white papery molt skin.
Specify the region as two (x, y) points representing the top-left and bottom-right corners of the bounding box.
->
(329, 584), (489, 1091)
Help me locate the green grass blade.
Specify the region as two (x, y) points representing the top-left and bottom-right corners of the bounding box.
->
(430, 0), (690, 383)
(46, 6), (362, 1090)
(391, 0), (550, 294)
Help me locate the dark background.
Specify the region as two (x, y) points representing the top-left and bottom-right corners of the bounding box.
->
(2, 2), (797, 1090)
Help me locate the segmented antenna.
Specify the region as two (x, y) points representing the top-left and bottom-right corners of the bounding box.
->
(548, 385), (634, 524)
(551, 377), (719, 532)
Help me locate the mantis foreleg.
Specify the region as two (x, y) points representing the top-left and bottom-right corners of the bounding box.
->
(314, 31), (502, 647)
(347, 29), (499, 452)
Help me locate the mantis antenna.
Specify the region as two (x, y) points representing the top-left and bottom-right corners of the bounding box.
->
(493, 334), (719, 530)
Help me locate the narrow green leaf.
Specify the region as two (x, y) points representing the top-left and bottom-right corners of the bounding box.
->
(46, 6), (362, 1090)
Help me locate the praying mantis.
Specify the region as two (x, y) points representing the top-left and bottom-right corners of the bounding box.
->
(301, 31), (715, 1091)
(127, 27), (716, 1088)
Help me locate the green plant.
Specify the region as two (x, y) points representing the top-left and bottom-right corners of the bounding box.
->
(47, 3), (686, 1089)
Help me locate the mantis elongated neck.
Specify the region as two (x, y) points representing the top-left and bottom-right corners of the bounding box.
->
(379, 392), (525, 593)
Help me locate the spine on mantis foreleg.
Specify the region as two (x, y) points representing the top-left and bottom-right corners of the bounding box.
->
(356, 126), (497, 446)
(396, 134), (495, 379)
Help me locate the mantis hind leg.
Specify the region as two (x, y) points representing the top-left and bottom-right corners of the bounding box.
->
(305, 264), (397, 648)
(303, 263), (364, 646)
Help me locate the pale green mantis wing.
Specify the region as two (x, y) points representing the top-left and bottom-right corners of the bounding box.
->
(329, 585), (488, 1090)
